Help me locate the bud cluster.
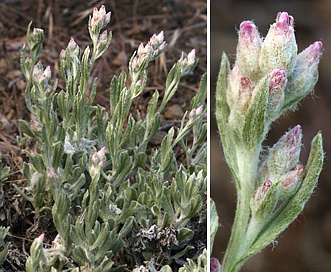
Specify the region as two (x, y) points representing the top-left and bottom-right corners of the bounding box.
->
(89, 147), (107, 180)
(180, 49), (198, 76)
(227, 12), (323, 125)
(88, 5), (111, 44)
(188, 105), (204, 125)
(130, 31), (167, 74)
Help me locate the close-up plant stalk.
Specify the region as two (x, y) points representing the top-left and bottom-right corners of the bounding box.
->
(212, 11), (324, 272)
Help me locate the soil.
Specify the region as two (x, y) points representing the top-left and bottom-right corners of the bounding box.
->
(211, 1), (331, 271)
(0, 0), (206, 271)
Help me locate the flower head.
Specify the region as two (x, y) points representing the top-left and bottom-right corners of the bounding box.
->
(236, 20), (262, 80)
(259, 12), (297, 75)
(259, 125), (302, 182)
(267, 67), (287, 117)
(180, 49), (198, 76)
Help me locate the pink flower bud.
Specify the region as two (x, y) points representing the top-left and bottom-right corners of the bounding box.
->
(68, 37), (77, 51)
(33, 65), (42, 81)
(196, 105), (204, 116)
(47, 167), (58, 180)
(43, 66), (51, 80)
(275, 12), (294, 31)
(297, 41), (323, 68)
(99, 5), (106, 17)
(280, 164), (304, 188)
(150, 31), (165, 51)
(226, 63), (241, 108)
(210, 257), (222, 272)
(36, 233), (45, 243)
(180, 49), (198, 76)
(97, 30), (108, 47)
(269, 68), (287, 92)
(283, 41), (323, 106)
(266, 125), (302, 176)
(254, 180), (273, 203)
(189, 108), (196, 120)
(155, 31), (164, 45)
(31, 119), (41, 131)
(187, 49), (196, 65)
(237, 76), (254, 111)
(259, 12), (297, 75)
(137, 43), (145, 55)
(267, 68), (286, 117)
(91, 147), (106, 166)
(278, 164), (304, 199)
(236, 20), (262, 81)
(98, 146), (107, 157)
(90, 147), (107, 179)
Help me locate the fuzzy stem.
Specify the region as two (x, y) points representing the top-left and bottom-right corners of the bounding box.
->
(222, 148), (259, 272)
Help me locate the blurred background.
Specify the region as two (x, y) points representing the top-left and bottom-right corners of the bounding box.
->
(211, 0), (331, 271)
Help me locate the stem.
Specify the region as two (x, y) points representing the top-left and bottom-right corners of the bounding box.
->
(222, 148), (259, 272)
(222, 188), (251, 272)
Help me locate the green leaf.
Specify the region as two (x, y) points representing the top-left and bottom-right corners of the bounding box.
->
(242, 76), (269, 149)
(210, 199), (219, 255)
(72, 246), (89, 265)
(215, 53), (230, 136)
(190, 72), (207, 110)
(52, 141), (64, 169)
(177, 227), (193, 244)
(113, 152), (133, 187)
(19, 120), (37, 138)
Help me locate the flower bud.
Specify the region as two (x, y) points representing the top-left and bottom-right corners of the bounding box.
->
(33, 64), (43, 82)
(31, 119), (42, 131)
(236, 20), (262, 81)
(66, 37), (80, 58)
(28, 233), (44, 265)
(150, 31), (164, 48)
(90, 147), (107, 179)
(187, 105), (204, 125)
(90, 5), (111, 31)
(259, 12), (297, 75)
(196, 105), (204, 116)
(237, 76), (254, 112)
(261, 125), (302, 180)
(210, 257), (222, 272)
(149, 31), (167, 59)
(278, 164), (304, 200)
(253, 180), (273, 203)
(47, 167), (58, 180)
(180, 49), (198, 76)
(226, 63), (241, 109)
(98, 30), (108, 44)
(283, 41), (323, 108)
(251, 180), (278, 221)
(267, 68), (286, 118)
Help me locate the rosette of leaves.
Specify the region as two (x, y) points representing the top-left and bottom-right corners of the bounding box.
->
(17, 5), (206, 271)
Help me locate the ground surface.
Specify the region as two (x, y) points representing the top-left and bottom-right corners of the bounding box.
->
(0, 1), (206, 271)
(211, 1), (331, 271)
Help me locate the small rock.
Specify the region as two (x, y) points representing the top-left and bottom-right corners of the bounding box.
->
(164, 104), (184, 120)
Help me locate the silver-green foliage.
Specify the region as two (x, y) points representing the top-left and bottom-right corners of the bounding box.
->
(18, 5), (206, 271)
